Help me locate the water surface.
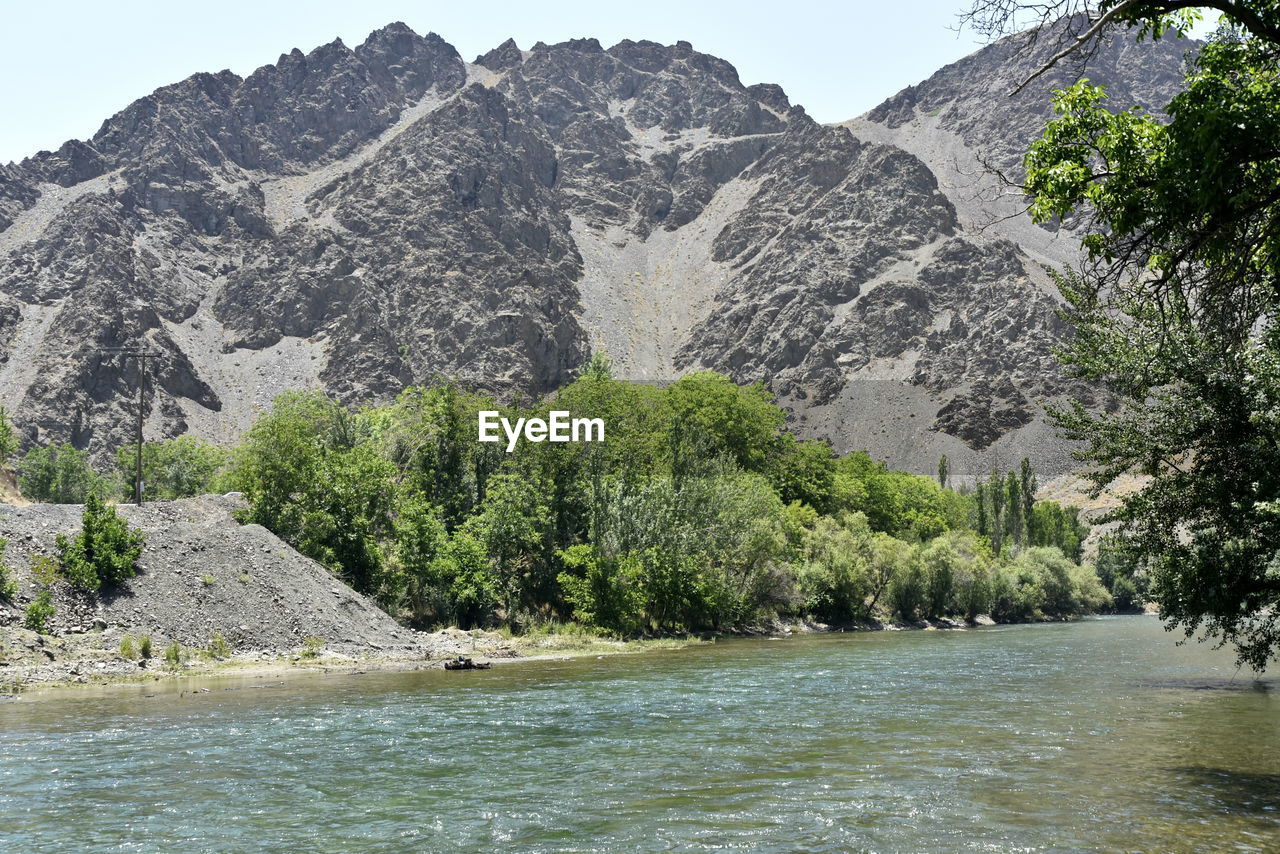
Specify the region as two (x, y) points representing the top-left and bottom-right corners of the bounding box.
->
(2, 617), (1278, 852)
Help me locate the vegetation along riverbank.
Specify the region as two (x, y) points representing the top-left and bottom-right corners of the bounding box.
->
(0, 360), (1135, 692)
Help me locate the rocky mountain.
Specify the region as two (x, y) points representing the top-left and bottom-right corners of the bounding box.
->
(0, 21), (1194, 475)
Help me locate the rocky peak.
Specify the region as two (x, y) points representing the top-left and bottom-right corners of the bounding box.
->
(0, 22), (1191, 476)
(476, 38), (524, 71)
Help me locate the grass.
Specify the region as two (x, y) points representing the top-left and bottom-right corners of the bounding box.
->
(493, 620), (704, 655)
(300, 636), (324, 660)
(202, 631), (232, 661)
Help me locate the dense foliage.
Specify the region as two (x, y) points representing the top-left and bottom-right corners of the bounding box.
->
(0, 406), (16, 469)
(115, 436), (228, 501)
(18, 443), (107, 504)
(964, 0), (1280, 667)
(220, 368), (1107, 634)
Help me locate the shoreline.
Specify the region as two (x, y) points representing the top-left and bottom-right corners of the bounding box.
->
(1, 613), (1150, 701)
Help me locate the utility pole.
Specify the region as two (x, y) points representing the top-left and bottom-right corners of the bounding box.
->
(97, 347), (161, 505)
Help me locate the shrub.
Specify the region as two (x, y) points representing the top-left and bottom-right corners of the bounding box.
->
(200, 574), (215, 587)
(557, 545), (645, 635)
(887, 549), (928, 621)
(920, 538), (957, 619)
(139, 634), (153, 659)
(119, 635), (137, 660)
(300, 636), (324, 659)
(29, 554), (59, 587)
(164, 641), (182, 667)
(207, 632), (231, 660)
(56, 494), (146, 590)
(24, 592), (55, 634)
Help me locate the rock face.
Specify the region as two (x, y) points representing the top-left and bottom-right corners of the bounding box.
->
(0, 22), (1191, 474)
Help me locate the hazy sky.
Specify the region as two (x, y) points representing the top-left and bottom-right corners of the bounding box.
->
(0, 0), (1005, 164)
(0, 1), (1213, 165)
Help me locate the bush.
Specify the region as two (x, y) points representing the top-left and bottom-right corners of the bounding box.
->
(164, 641), (182, 667)
(887, 550), (928, 621)
(119, 635), (137, 660)
(139, 634), (153, 659)
(207, 632), (231, 660)
(24, 592), (55, 634)
(56, 494), (145, 590)
(18, 443), (108, 503)
(300, 636), (324, 659)
(1007, 547), (1111, 619)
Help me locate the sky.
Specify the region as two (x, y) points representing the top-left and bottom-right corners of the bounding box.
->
(0, 1), (1217, 166)
(0, 0), (1012, 164)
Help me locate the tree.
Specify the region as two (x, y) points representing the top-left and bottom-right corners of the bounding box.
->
(665, 372), (785, 473)
(795, 512), (874, 624)
(18, 443), (107, 503)
(938, 454), (950, 490)
(1004, 471), (1024, 547)
(56, 493), (146, 590)
(115, 436), (228, 501)
(0, 405), (17, 467)
(962, 0), (1280, 667)
(229, 391), (397, 595)
(1019, 457), (1038, 544)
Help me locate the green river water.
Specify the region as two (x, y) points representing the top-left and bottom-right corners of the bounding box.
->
(1, 616), (1278, 852)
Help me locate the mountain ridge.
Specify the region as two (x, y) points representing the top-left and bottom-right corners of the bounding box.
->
(0, 22), (1194, 474)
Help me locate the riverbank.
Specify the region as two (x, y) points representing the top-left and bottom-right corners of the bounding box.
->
(1, 611), (1078, 697)
(0, 624), (706, 698)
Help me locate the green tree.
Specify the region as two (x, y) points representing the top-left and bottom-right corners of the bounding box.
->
(0, 405), (17, 467)
(968, 2), (1280, 666)
(465, 471), (552, 619)
(666, 372), (784, 473)
(795, 512), (874, 624)
(55, 493), (146, 590)
(1004, 471), (1024, 548)
(229, 391), (397, 595)
(1019, 458), (1037, 544)
(938, 454), (949, 490)
(18, 443), (107, 503)
(557, 544), (645, 635)
(115, 435), (228, 501)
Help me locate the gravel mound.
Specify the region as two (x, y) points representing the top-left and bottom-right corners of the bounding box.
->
(0, 495), (424, 656)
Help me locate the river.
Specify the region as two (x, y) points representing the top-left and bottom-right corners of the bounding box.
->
(2, 616), (1278, 852)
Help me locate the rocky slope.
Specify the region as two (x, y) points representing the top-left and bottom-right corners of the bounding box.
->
(0, 22), (1194, 474)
